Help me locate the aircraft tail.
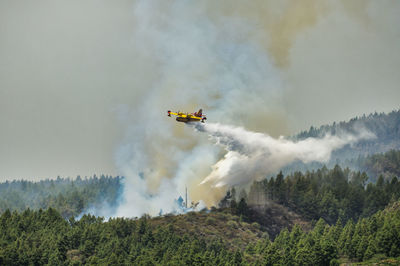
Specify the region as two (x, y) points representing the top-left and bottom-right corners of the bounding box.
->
(195, 109), (203, 117)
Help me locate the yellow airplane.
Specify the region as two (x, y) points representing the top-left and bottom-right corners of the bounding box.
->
(167, 109), (207, 123)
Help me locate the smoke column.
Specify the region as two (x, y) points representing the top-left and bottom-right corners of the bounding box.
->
(194, 123), (374, 187)
(113, 0), (284, 217)
(109, 0), (394, 218)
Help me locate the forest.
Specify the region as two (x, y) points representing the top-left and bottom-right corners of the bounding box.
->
(0, 195), (399, 265)
(295, 110), (400, 154)
(0, 163), (399, 265)
(246, 165), (400, 225)
(347, 149), (400, 181)
(0, 111), (400, 265)
(279, 110), (400, 181)
(252, 200), (400, 265)
(0, 175), (122, 218)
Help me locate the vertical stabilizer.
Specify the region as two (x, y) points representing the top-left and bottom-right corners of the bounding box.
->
(194, 109), (203, 117)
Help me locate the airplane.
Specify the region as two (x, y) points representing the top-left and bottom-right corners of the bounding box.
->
(167, 109), (207, 123)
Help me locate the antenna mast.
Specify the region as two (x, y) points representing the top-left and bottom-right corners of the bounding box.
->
(185, 186), (188, 208)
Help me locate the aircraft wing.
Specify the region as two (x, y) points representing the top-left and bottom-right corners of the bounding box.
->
(168, 111), (179, 116)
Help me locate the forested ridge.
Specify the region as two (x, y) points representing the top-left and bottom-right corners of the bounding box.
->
(1, 110), (400, 264)
(0, 199), (399, 265)
(0, 208), (256, 265)
(245, 165), (400, 225)
(0, 175), (122, 218)
(284, 109), (400, 176)
(251, 200), (400, 265)
(1, 164), (399, 264)
(295, 109), (400, 152)
(347, 149), (400, 181)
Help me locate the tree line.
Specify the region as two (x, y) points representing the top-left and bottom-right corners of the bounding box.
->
(347, 149), (400, 181)
(0, 200), (399, 265)
(0, 175), (122, 218)
(283, 109), (400, 177)
(250, 201), (400, 265)
(244, 165), (400, 225)
(0, 208), (242, 265)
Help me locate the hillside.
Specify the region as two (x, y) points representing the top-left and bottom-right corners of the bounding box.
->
(1, 200), (399, 265)
(242, 165), (400, 226)
(1, 164), (399, 234)
(0, 175), (122, 218)
(219, 189), (311, 238)
(0, 208), (266, 265)
(151, 211), (266, 251)
(0, 159), (399, 265)
(295, 109), (400, 156)
(284, 110), (400, 179)
(0, 111), (399, 264)
(346, 149), (400, 181)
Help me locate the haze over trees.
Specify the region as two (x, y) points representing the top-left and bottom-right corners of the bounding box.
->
(246, 165), (400, 225)
(0, 175), (122, 218)
(0, 110), (399, 264)
(295, 110), (400, 156)
(0, 193), (399, 264)
(284, 109), (400, 181)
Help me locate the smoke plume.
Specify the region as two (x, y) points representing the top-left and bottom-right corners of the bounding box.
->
(109, 0), (398, 217)
(195, 123), (374, 187)
(114, 0), (284, 217)
(1, 1), (399, 187)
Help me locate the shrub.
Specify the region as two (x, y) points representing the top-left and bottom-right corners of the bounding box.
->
(227, 220), (238, 229)
(206, 217), (217, 225)
(251, 222), (260, 230)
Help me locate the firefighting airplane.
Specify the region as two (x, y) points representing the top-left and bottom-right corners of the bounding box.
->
(167, 109), (207, 123)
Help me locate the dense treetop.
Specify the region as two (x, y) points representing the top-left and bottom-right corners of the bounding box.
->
(0, 199), (399, 265)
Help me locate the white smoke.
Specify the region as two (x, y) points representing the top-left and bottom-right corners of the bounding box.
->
(113, 0), (283, 217)
(195, 122), (374, 187)
(111, 0), (380, 218)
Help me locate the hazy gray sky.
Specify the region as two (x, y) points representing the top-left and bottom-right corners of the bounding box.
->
(1, 0), (399, 180)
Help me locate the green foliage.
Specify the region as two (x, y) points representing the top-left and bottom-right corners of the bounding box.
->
(251, 201), (400, 265)
(205, 217), (216, 226)
(227, 220), (239, 229)
(0, 175), (122, 218)
(2, 201), (389, 265)
(247, 165), (400, 225)
(295, 110), (400, 160)
(0, 209), (243, 265)
(351, 149), (400, 182)
(284, 110), (400, 179)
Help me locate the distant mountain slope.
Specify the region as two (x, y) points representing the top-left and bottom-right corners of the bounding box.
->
(284, 109), (400, 177)
(297, 109), (400, 157)
(346, 149), (400, 181)
(0, 175), (122, 218)
(231, 165), (400, 228)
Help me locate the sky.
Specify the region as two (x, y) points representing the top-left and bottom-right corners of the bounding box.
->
(0, 0), (399, 181)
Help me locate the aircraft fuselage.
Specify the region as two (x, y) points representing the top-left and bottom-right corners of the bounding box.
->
(176, 117), (198, 123)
